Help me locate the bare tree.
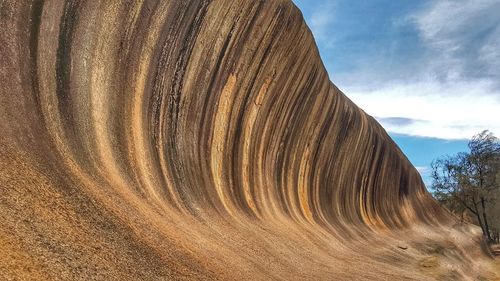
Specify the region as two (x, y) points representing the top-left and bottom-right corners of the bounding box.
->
(431, 130), (500, 242)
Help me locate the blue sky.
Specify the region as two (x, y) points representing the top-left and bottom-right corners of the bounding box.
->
(292, 0), (500, 186)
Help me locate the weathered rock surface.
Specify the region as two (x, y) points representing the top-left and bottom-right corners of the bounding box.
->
(0, 0), (496, 280)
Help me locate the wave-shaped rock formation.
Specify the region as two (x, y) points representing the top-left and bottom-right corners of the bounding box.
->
(0, 0), (497, 280)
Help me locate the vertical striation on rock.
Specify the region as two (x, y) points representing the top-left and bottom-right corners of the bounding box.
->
(0, 0), (494, 280)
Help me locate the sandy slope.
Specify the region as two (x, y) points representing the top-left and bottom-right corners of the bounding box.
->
(0, 0), (497, 280)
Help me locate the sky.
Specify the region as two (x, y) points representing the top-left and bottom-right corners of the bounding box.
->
(292, 0), (500, 186)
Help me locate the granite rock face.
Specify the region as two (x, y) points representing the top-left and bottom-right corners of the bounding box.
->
(0, 1), (493, 280)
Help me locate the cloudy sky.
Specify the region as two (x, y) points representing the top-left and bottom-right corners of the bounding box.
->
(292, 0), (500, 185)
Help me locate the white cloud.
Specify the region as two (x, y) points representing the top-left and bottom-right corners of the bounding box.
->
(408, 0), (500, 80)
(345, 78), (500, 140)
(415, 166), (430, 174)
(297, 0), (500, 140)
(410, 0), (492, 45)
(338, 0), (500, 140)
